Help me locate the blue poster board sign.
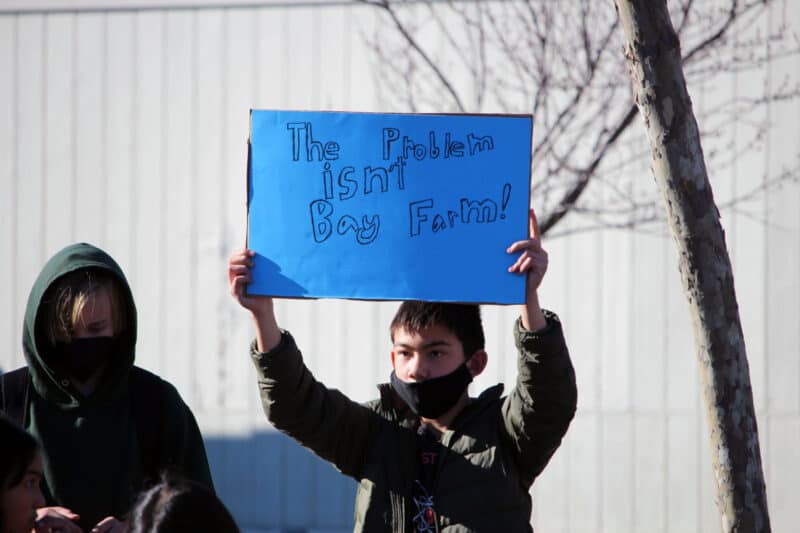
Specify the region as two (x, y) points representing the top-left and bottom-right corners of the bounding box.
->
(247, 110), (532, 304)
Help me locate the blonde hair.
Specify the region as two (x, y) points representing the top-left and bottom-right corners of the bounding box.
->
(44, 269), (127, 345)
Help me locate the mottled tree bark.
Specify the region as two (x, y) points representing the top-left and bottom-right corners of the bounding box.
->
(612, 1), (770, 531)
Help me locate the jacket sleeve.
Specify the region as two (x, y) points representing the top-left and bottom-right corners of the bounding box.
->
(501, 310), (577, 487)
(250, 330), (376, 479)
(159, 382), (215, 491)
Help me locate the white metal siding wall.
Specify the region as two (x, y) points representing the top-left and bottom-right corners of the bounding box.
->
(1, 2), (798, 532)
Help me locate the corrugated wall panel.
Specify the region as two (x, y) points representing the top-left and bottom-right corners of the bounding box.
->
(104, 13), (136, 273)
(0, 15), (16, 368)
(764, 10), (800, 417)
(162, 9), (194, 401)
(763, 2), (800, 529)
(15, 15), (47, 368)
(43, 14), (75, 255)
(193, 8), (226, 415)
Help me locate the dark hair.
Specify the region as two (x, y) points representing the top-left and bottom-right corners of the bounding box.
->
(390, 302), (485, 358)
(128, 476), (239, 533)
(0, 415), (41, 530)
(41, 267), (128, 345)
(0, 415), (39, 490)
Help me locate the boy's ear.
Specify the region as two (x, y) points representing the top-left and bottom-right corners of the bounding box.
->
(466, 350), (488, 377)
(390, 351), (396, 369)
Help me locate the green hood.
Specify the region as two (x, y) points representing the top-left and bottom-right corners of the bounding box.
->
(22, 242), (138, 408)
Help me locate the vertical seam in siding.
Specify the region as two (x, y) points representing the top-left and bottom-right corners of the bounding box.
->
(252, 6), (258, 105)
(189, 7), (198, 403)
(628, 191), (636, 533)
(281, 8), (289, 107)
(795, 0), (800, 418)
(219, 6), (228, 409)
(596, 227), (608, 532)
(342, 5), (351, 110)
(101, 11), (108, 244)
(159, 10), (168, 372)
(130, 12), (139, 283)
(70, 13), (77, 241)
(661, 235), (669, 533)
(311, 6), (320, 107)
(762, 0), (773, 492)
(730, 31), (738, 263)
(41, 15), (48, 257)
(11, 14), (19, 367)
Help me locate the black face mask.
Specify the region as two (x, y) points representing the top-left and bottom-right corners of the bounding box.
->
(52, 336), (117, 382)
(390, 363), (473, 419)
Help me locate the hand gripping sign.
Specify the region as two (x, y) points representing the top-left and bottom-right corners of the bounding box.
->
(247, 110), (532, 304)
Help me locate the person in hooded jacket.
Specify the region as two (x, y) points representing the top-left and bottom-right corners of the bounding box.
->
(0, 243), (213, 533)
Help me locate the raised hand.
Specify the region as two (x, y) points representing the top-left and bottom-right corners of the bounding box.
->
(506, 208), (548, 331)
(227, 248), (281, 351)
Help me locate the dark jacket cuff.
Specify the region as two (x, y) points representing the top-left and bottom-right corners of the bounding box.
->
(514, 310), (567, 361)
(249, 330), (303, 382)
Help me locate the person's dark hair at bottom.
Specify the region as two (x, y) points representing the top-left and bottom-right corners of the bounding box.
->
(0, 415), (39, 492)
(1, 415), (45, 533)
(128, 475), (238, 533)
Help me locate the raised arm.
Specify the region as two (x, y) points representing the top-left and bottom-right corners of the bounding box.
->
(227, 249), (375, 478)
(506, 209), (548, 332)
(504, 209), (577, 486)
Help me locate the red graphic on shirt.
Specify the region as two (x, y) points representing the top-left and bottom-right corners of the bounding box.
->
(420, 451), (437, 465)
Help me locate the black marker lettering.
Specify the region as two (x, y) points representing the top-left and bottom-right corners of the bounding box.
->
(338, 166), (358, 200)
(388, 155), (406, 190)
(310, 200), (333, 242)
(460, 198), (498, 223)
(322, 162), (334, 200)
(286, 122), (339, 162)
(447, 210), (459, 227)
(444, 133), (464, 158)
(337, 215), (359, 236)
(382, 128), (400, 160)
(324, 141), (340, 160)
(403, 136), (427, 161)
(363, 166), (389, 195)
(306, 122), (325, 161)
(286, 122), (306, 161)
(428, 131), (441, 159)
(467, 133), (494, 155)
(409, 199), (434, 237)
(357, 215), (380, 245)
(432, 214), (447, 233)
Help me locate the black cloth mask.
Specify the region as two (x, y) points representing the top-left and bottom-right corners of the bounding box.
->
(52, 336), (117, 382)
(390, 363), (473, 419)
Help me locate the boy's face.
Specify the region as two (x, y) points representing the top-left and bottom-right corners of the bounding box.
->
(391, 324), (467, 382)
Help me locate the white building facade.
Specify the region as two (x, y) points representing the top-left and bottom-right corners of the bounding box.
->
(1, 1), (798, 531)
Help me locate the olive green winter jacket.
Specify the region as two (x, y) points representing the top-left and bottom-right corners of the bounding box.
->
(251, 311), (576, 532)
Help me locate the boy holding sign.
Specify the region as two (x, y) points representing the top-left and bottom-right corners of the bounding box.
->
(228, 211), (576, 532)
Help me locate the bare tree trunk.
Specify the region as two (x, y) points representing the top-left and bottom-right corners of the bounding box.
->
(612, 1), (770, 531)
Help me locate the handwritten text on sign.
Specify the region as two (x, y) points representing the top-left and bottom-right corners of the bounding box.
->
(247, 111), (532, 303)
